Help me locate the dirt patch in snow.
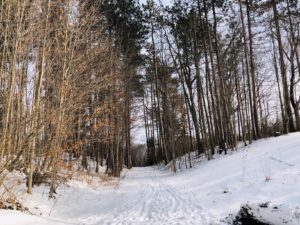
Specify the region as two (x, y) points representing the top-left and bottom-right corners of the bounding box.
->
(223, 202), (300, 225)
(0, 198), (28, 212)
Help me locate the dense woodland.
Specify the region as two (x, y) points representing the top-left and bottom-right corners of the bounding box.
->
(0, 0), (299, 197)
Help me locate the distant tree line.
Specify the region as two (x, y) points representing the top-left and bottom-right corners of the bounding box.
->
(142, 0), (300, 171)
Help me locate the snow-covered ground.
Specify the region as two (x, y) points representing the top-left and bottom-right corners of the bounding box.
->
(1, 133), (300, 224)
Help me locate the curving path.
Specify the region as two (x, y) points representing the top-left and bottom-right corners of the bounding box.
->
(76, 167), (216, 225)
(5, 133), (300, 225)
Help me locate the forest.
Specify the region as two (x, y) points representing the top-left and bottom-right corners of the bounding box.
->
(0, 0), (299, 203)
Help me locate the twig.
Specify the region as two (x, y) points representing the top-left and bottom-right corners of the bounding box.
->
(269, 156), (294, 167)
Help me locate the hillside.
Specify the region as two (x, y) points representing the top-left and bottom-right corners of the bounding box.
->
(1, 133), (300, 225)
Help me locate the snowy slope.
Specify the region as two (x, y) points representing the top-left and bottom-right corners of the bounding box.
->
(1, 133), (300, 224)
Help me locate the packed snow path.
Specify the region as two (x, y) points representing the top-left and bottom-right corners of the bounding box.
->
(92, 168), (214, 225)
(1, 133), (300, 225)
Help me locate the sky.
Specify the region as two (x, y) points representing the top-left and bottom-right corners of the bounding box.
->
(132, 0), (173, 144)
(139, 0), (172, 6)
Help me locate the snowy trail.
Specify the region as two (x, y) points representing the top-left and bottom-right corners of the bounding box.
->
(74, 167), (215, 225)
(108, 168), (213, 225)
(65, 133), (300, 225)
(1, 133), (300, 225)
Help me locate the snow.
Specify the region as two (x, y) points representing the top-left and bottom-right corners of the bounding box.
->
(0, 211), (68, 225)
(237, 203), (299, 225)
(1, 133), (300, 224)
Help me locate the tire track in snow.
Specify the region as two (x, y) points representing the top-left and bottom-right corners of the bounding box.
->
(78, 174), (153, 225)
(103, 169), (216, 225)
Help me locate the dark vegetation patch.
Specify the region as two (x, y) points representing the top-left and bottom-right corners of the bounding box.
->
(222, 202), (298, 225)
(232, 204), (270, 225)
(0, 198), (28, 212)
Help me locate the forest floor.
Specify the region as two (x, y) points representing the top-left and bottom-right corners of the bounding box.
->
(1, 133), (300, 225)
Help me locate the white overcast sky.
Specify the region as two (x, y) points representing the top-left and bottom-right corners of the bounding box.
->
(139, 0), (173, 6)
